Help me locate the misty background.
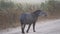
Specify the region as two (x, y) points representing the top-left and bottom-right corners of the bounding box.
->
(0, 0), (60, 30)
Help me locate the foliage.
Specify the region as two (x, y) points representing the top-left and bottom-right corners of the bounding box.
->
(0, 0), (16, 9)
(40, 0), (60, 16)
(1, 0), (60, 29)
(0, 0), (41, 29)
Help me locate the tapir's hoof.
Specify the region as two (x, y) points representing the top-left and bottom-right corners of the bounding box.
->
(26, 31), (29, 33)
(33, 31), (36, 32)
(22, 32), (25, 34)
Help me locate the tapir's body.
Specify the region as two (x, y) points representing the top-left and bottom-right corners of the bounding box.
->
(20, 10), (47, 33)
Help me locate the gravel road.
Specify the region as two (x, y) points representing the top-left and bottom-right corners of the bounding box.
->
(0, 19), (60, 34)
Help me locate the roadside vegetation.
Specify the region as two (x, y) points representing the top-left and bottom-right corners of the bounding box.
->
(0, 0), (60, 29)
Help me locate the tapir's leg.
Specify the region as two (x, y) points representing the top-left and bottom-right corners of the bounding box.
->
(33, 23), (36, 32)
(21, 24), (26, 33)
(26, 24), (31, 33)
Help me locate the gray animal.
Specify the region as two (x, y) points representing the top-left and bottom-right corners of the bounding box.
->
(20, 10), (47, 33)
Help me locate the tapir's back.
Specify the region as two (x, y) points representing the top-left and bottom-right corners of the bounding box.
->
(20, 13), (34, 24)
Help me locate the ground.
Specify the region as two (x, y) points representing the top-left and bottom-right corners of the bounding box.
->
(0, 19), (60, 34)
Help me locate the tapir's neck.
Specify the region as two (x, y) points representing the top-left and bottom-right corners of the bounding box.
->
(32, 12), (39, 17)
(31, 13), (39, 20)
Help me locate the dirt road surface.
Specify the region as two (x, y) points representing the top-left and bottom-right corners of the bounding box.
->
(0, 19), (60, 34)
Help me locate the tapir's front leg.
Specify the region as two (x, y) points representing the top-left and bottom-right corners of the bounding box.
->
(26, 24), (31, 33)
(33, 23), (36, 32)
